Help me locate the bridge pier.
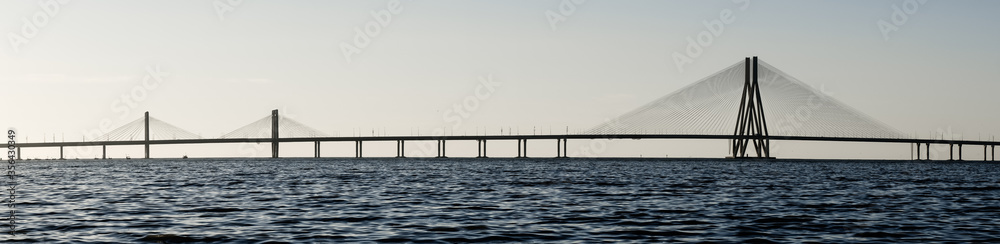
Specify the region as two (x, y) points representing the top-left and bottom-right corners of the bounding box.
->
(436, 140), (447, 158)
(949, 144), (954, 160)
(102, 145), (106, 159)
(516, 139), (528, 158)
(517, 139), (521, 158)
(959, 144), (963, 161)
(926, 143), (930, 160)
(355, 141), (363, 158)
(314, 141), (320, 158)
(556, 139), (561, 158)
(16, 147), (20, 160)
(59, 146), (64, 160)
(985, 145), (988, 162)
(916, 143), (921, 160)
(993, 145), (995, 161)
(396, 140), (406, 158)
(476, 140), (487, 158)
(555, 138), (568, 158)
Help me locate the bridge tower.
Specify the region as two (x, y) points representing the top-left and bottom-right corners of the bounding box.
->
(732, 56), (771, 158)
(144, 111), (150, 159)
(271, 109), (279, 158)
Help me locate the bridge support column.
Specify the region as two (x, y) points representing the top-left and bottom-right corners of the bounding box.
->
(59, 146), (64, 160)
(476, 140), (488, 158)
(949, 144), (954, 160)
(985, 145), (988, 162)
(102, 145), (106, 159)
(993, 145), (995, 161)
(523, 139), (527, 158)
(396, 140), (406, 158)
(556, 139), (561, 158)
(436, 140), (447, 158)
(916, 143), (921, 160)
(555, 138), (568, 158)
(314, 141), (320, 158)
(926, 143), (930, 160)
(144, 111), (150, 159)
(355, 141), (363, 158)
(476, 140), (486, 158)
(517, 139), (521, 158)
(16, 147), (20, 160)
(271, 109), (279, 158)
(959, 144), (963, 161)
(516, 139), (528, 158)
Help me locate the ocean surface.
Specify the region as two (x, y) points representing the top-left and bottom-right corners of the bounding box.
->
(5, 158), (1000, 243)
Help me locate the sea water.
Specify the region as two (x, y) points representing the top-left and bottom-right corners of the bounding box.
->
(5, 158), (1000, 242)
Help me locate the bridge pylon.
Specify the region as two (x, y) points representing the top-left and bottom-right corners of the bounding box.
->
(144, 111), (150, 159)
(731, 56), (772, 158)
(271, 109), (279, 158)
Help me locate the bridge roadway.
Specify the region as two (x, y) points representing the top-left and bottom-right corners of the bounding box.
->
(10, 134), (1000, 147)
(11, 134), (998, 161)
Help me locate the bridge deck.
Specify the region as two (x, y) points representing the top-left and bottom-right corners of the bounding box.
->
(11, 134), (1000, 148)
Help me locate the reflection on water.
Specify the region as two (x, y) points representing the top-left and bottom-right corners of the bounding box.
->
(8, 158), (1000, 242)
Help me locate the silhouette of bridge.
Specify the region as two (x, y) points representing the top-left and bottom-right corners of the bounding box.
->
(11, 57), (998, 161)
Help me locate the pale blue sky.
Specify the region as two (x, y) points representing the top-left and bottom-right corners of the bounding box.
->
(2, 0), (999, 159)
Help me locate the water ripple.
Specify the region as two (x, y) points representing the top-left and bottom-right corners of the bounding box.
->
(7, 158), (1000, 242)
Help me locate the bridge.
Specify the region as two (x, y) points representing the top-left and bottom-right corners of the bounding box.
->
(11, 57), (998, 161)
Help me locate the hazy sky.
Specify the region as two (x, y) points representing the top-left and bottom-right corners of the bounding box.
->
(3, 0), (999, 159)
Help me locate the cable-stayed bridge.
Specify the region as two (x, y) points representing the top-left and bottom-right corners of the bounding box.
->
(11, 57), (998, 161)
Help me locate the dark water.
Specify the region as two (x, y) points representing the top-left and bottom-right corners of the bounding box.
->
(5, 158), (1000, 243)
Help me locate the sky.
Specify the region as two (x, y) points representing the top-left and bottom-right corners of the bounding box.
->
(2, 0), (999, 159)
